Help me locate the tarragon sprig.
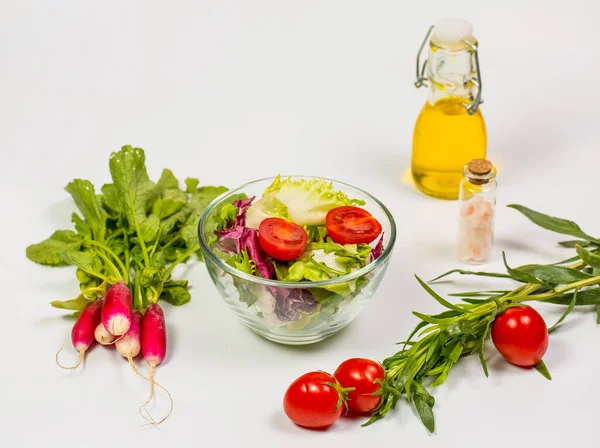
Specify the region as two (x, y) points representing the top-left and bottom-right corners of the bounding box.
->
(367, 205), (600, 433)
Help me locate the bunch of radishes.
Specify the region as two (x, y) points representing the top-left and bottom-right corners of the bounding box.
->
(27, 146), (231, 425)
(58, 282), (170, 424)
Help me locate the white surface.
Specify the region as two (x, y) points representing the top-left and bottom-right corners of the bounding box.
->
(2, 1), (599, 447)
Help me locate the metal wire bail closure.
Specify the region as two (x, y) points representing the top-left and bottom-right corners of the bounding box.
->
(461, 39), (483, 115)
(414, 26), (434, 89)
(413, 25), (483, 115)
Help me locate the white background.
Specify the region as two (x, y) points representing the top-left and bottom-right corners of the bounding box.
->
(2, 1), (599, 447)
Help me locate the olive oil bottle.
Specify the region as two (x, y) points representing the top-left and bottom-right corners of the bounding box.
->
(411, 18), (487, 200)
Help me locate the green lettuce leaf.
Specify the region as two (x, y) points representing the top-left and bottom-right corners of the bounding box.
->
(257, 175), (365, 226)
(245, 195), (290, 229)
(226, 250), (255, 275)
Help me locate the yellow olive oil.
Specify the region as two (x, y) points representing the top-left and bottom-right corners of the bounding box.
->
(411, 96), (486, 200)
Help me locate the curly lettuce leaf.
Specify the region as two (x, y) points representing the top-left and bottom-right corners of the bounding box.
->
(259, 175), (365, 226)
(226, 250), (255, 275)
(305, 225), (328, 242)
(245, 195), (289, 230)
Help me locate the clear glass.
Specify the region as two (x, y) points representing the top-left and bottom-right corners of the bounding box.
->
(198, 176), (396, 345)
(412, 40), (487, 200)
(457, 166), (497, 264)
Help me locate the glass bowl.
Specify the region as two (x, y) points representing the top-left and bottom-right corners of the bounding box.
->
(198, 176), (396, 345)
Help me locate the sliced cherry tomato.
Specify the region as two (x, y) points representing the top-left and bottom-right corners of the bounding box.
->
(325, 206), (382, 245)
(283, 371), (343, 428)
(258, 218), (308, 261)
(491, 305), (549, 367)
(334, 358), (384, 414)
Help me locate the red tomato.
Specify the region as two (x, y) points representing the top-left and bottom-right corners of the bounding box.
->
(334, 358), (384, 413)
(258, 218), (308, 261)
(325, 206), (382, 245)
(491, 305), (549, 367)
(283, 371), (343, 428)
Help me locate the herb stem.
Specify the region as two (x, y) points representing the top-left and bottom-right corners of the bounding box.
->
(516, 275), (600, 302)
(84, 240), (129, 284)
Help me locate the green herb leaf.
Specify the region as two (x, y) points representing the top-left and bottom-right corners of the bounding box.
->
(516, 264), (591, 284)
(448, 290), (510, 297)
(26, 230), (84, 265)
(596, 304), (600, 325)
(445, 319), (476, 337)
(430, 362), (451, 387)
(508, 204), (600, 244)
(462, 298), (494, 304)
(412, 312), (447, 325)
(413, 381), (435, 408)
(502, 252), (544, 284)
(430, 269), (511, 282)
(559, 240), (592, 248)
(185, 177), (200, 193)
(479, 300), (500, 378)
(413, 394), (435, 433)
(65, 179), (107, 242)
(534, 360), (552, 381)
(415, 275), (470, 313)
(576, 244), (600, 269)
(551, 254), (583, 266)
(448, 341), (464, 363)
(50, 296), (95, 311)
(545, 288), (600, 305)
(402, 321), (429, 351)
(549, 289), (578, 332)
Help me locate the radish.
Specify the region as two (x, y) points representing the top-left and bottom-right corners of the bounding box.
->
(116, 311), (142, 362)
(56, 299), (103, 369)
(101, 282), (132, 336)
(94, 323), (115, 345)
(140, 302), (172, 424)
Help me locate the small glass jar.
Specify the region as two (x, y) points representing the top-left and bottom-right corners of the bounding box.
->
(457, 159), (497, 264)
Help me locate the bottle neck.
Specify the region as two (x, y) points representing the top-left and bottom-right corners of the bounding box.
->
(427, 42), (478, 106)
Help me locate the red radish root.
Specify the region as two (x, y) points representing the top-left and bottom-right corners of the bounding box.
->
(116, 311), (142, 361)
(102, 282), (132, 336)
(56, 299), (103, 370)
(139, 303), (172, 425)
(94, 323), (115, 345)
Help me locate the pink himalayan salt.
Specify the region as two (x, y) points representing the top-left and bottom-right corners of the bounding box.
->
(458, 195), (495, 264)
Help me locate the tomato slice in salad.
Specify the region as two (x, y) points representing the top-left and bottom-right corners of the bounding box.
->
(326, 206), (382, 245)
(258, 218), (308, 261)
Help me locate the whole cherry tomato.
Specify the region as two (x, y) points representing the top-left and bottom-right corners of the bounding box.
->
(283, 371), (343, 428)
(334, 358), (384, 413)
(491, 305), (549, 367)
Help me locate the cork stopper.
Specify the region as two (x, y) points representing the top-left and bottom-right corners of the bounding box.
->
(465, 159), (495, 185)
(468, 159), (492, 176)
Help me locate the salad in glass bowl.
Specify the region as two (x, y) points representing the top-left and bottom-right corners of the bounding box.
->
(198, 176), (396, 345)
